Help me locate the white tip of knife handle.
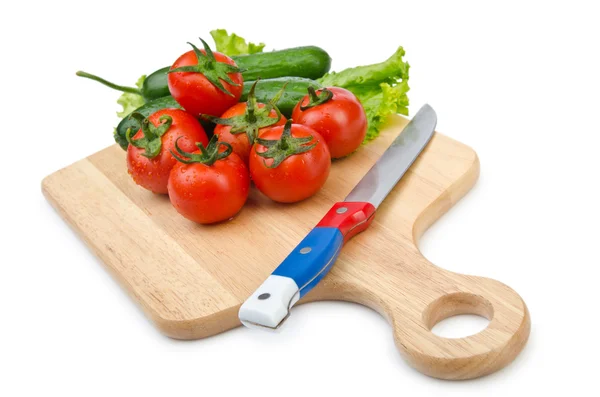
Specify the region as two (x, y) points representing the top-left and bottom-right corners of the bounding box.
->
(239, 275), (300, 330)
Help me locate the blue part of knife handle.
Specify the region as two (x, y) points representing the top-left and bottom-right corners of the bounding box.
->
(272, 227), (344, 298)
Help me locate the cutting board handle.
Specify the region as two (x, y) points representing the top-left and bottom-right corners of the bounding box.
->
(375, 251), (529, 380)
(308, 248), (530, 380)
(399, 261), (530, 379)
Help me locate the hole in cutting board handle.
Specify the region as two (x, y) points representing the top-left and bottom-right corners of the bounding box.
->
(423, 292), (494, 339)
(431, 314), (490, 338)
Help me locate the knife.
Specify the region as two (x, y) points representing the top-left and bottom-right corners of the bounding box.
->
(239, 104), (437, 330)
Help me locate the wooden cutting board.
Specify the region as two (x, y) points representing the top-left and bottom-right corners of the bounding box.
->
(42, 115), (530, 380)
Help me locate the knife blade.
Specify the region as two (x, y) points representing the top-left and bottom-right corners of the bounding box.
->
(239, 104), (437, 330)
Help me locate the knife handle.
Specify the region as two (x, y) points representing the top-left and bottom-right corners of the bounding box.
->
(239, 202), (376, 329)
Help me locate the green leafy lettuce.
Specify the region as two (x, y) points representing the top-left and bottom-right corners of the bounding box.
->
(210, 29), (265, 56)
(318, 46), (410, 141)
(116, 75), (146, 118)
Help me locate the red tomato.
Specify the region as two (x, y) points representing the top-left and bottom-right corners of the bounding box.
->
(126, 108), (208, 194)
(168, 138), (250, 224)
(168, 39), (243, 117)
(249, 121), (331, 203)
(292, 87), (367, 159)
(214, 102), (287, 163)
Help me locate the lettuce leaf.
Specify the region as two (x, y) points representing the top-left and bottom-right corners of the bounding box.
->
(318, 46), (410, 141)
(210, 29), (265, 56)
(116, 75), (146, 118)
(356, 81), (410, 141)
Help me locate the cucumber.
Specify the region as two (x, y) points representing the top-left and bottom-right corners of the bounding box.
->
(114, 96), (181, 150)
(242, 77), (322, 117)
(234, 46), (331, 81)
(141, 67), (171, 100)
(134, 46), (331, 102)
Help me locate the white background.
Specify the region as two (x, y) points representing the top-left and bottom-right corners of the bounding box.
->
(2, 0), (599, 395)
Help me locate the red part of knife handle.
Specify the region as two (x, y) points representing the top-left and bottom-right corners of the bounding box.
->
(317, 202), (377, 243)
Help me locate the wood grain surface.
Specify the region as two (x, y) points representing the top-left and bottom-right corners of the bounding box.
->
(42, 115), (530, 380)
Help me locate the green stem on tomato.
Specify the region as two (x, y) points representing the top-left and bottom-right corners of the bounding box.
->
(300, 87), (333, 110)
(255, 119), (316, 168)
(125, 112), (173, 158)
(170, 135), (232, 166)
